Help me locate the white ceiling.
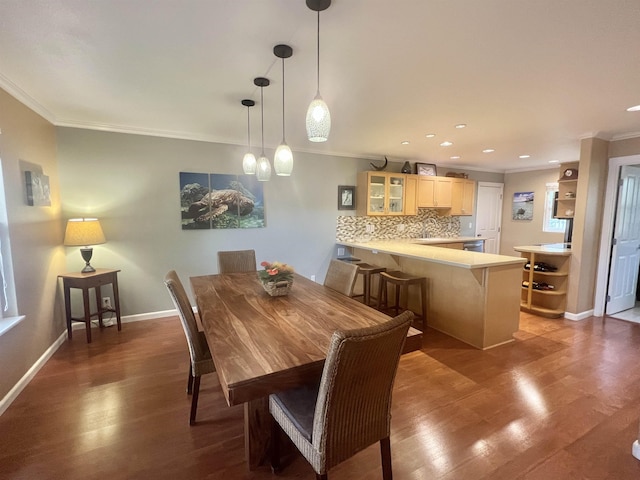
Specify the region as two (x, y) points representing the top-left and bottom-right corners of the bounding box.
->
(1, 0), (639, 172)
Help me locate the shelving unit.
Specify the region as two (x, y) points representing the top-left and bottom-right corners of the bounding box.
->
(556, 161), (579, 219)
(514, 246), (571, 318)
(356, 171), (408, 216)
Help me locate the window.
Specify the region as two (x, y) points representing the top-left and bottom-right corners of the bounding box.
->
(543, 182), (567, 233)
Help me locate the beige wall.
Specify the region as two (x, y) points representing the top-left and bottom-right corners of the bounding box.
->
(500, 168), (565, 256)
(0, 89), (65, 401)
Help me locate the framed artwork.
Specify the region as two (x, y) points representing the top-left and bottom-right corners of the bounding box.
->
(416, 163), (437, 176)
(25, 171), (51, 206)
(512, 191), (534, 220)
(338, 185), (356, 210)
(179, 172), (265, 230)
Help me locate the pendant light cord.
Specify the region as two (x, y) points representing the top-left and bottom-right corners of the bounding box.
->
(260, 86), (265, 155)
(316, 10), (320, 93)
(246, 106), (251, 149)
(281, 58), (286, 139)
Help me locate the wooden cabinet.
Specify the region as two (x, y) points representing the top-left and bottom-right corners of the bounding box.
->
(357, 171), (411, 216)
(417, 176), (452, 208)
(514, 247), (571, 318)
(450, 178), (475, 215)
(555, 161), (579, 219)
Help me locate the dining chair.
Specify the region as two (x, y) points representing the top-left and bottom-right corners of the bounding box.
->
(164, 270), (216, 425)
(217, 249), (257, 273)
(269, 310), (414, 480)
(323, 259), (358, 296)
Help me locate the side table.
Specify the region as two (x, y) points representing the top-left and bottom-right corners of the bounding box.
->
(58, 268), (122, 343)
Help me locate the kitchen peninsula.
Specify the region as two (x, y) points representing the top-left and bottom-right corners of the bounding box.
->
(338, 239), (526, 349)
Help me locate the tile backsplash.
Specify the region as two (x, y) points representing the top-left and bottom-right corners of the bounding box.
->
(336, 210), (460, 242)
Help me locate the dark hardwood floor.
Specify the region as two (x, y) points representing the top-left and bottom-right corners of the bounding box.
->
(2, 312), (640, 479)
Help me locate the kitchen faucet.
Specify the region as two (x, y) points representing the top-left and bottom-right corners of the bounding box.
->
(423, 218), (438, 238)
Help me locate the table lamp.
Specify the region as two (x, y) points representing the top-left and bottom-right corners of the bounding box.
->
(63, 218), (106, 273)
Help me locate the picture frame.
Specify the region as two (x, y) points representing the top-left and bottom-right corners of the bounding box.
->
(338, 185), (356, 210)
(25, 171), (51, 206)
(416, 163), (437, 176)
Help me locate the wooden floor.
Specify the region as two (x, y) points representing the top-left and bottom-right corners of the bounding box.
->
(2, 312), (640, 479)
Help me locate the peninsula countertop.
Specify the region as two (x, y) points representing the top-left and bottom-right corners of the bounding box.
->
(337, 238), (525, 269)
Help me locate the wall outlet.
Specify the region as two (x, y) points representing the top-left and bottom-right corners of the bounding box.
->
(366, 224), (375, 233)
(469, 222), (473, 229)
(310, 275), (316, 282)
(337, 247), (345, 257)
(102, 297), (112, 309)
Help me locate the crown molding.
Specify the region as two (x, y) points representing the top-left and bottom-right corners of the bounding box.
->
(0, 73), (57, 123)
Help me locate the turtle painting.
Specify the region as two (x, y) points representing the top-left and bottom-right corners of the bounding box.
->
(187, 189), (254, 223)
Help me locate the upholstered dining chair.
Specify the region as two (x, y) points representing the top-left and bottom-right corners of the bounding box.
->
(164, 270), (216, 425)
(217, 249), (257, 273)
(269, 310), (414, 480)
(323, 259), (359, 297)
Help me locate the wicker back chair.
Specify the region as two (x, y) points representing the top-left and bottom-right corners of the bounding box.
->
(323, 259), (358, 296)
(164, 270), (216, 425)
(269, 310), (413, 480)
(217, 249), (257, 273)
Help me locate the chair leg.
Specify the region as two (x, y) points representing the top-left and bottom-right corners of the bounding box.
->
(270, 418), (282, 473)
(187, 364), (194, 395)
(189, 375), (201, 425)
(380, 436), (393, 480)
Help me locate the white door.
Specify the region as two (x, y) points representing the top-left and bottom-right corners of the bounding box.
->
(475, 182), (504, 254)
(606, 165), (640, 314)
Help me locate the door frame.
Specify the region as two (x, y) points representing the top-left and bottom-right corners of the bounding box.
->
(594, 154), (640, 316)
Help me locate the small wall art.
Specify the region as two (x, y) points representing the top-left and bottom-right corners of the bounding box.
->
(179, 172), (265, 229)
(25, 171), (51, 206)
(512, 191), (534, 220)
(338, 185), (356, 210)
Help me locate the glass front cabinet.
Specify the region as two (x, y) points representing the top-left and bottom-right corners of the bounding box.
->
(357, 171), (407, 216)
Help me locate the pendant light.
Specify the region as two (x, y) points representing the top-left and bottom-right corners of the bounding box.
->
(241, 99), (257, 174)
(254, 77), (271, 182)
(273, 44), (293, 176)
(306, 0), (331, 143)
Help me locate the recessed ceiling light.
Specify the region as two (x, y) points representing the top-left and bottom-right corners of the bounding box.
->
(455, 124), (466, 129)
(440, 141), (453, 147)
(519, 155), (530, 159)
(450, 156), (461, 160)
(548, 160), (559, 164)
(626, 105), (640, 112)
(401, 140), (410, 145)
(425, 133), (436, 138)
(482, 148), (495, 153)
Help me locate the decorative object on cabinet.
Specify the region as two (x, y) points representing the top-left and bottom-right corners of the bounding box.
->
(338, 185), (356, 210)
(416, 163), (437, 176)
(179, 172), (264, 230)
(560, 168), (578, 180)
(445, 172), (469, 179)
(254, 77), (272, 181)
(63, 218), (106, 273)
(515, 246), (571, 318)
(273, 44), (294, 176)
(512, 192), (534, 220)
(370, 156), (388, 171)
(241, 99), (257, 174)
(305, 0), (331, 142)
(401, 161), (412, 174)
(25, 171), (51, 206)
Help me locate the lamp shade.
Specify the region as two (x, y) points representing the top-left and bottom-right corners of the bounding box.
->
(306, 93), (331, 142)
(243, 152), (257, 174)
(256, 155), (272, 182)
(63, 218), (106, 246)
(274, 142), (293, 176)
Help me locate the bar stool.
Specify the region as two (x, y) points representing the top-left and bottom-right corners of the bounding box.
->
(352, 263), (387, 306)
(377, 270), (427, 332)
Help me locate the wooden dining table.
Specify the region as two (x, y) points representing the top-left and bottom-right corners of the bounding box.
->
(190, 272), (422, 470)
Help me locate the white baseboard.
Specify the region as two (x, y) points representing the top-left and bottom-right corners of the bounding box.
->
(1, 309), (178, 416)
(0, 330), (67, 416)
(633, 440), (640, 460)
(564, 309), (594, 321)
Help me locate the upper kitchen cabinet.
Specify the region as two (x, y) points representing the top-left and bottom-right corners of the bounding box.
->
(417, 176), (452, 208)
(357, 171), (411, 216)
(450, 178), (476, 216)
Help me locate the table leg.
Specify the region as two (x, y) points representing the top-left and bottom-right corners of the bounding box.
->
(244, 397), (270, 470)
(82, 286), (91, 343)
(95, 285), (103, 327)
(63, 283), (72, 339)
(112, 274), (122, 331)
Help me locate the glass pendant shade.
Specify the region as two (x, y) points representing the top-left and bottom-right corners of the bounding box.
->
(274, 142), (293, 176)
(306, 92), (331, 142)
(256, 155), (271, 181)
(242, 152), (257, 174)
